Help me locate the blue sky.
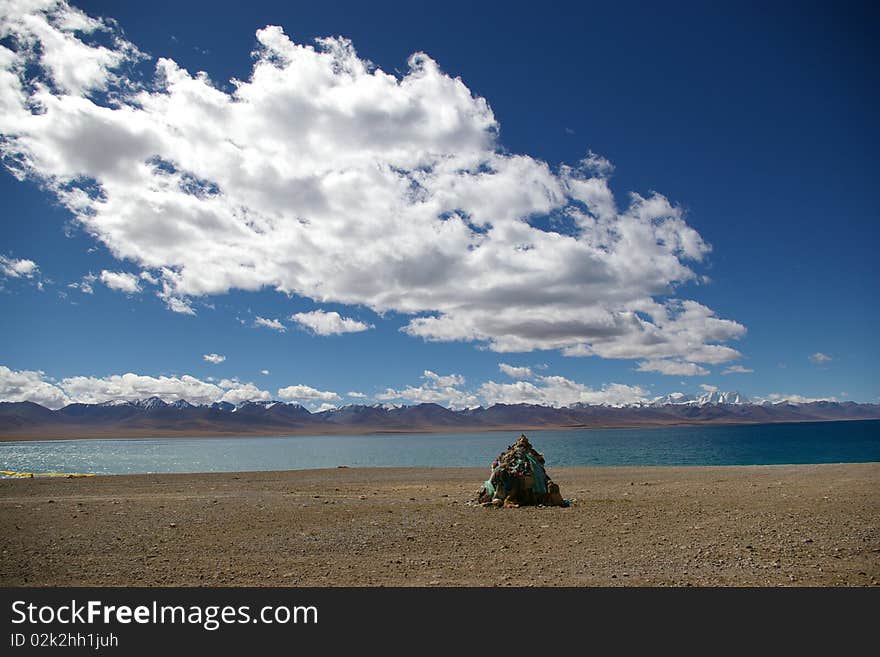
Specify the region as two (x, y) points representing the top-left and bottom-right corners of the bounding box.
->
(0, 0), (877, 409)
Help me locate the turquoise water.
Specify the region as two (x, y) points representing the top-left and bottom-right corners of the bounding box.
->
(1, 420), (878, 476)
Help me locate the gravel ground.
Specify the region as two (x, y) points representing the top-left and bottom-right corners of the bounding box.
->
(1, 463), (877, 586)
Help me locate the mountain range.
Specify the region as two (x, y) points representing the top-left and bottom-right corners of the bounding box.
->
(1, 393), (878, 440)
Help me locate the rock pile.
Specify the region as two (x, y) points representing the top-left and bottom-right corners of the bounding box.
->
(476, 434), (565, 507)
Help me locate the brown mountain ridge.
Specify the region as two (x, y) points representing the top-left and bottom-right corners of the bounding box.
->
(1, 398), (878, 440)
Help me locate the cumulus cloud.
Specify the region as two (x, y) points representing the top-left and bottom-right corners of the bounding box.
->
(0, 1), (745, 373)
(254, 316), (286, 332)
(68, 272), (96, 294)
(203, 353), (225, 364)
(0, 365), (273, 408)
(422, 370), (465, 387)
(139, 271), (159, 285)
(478, 376), (648, 407)
(763, 393), (836, 404)
(164, 295), (195, 315)
(99, 270), (140, 293)
(699, 384), (718, 392)
(722, 365), (753, 374)
(377, 370), (477, 409)
(636, 359), (709, 376)
(498, 363), (533, 379)
(347, 391), (367, 398)
(61, 374), (263, 405)
(0, 365), (69, 408)
(809, 352), (832, 365)
(260, 369), (270, 375)
(376, 384), (479, 410)
(290, 310), (373, 335)
(215, 380), (270, 405)
(277, 384), (340, 401)
(0, 254), (38, 278)
(375, 368), (646, 409)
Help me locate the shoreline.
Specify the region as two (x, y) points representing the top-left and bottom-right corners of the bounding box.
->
(2, 463), (877, 587)
(2, 460), (879, 480)
(1, 416), (875, 442)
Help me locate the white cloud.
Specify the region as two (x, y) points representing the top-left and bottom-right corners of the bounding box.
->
(203, 353), (225, 364)
(8, 362), (847, 412)
(809, 352), (832, 365)
(0, 365), (70, 409)
(498, 363), (533, 379)
(422, 370), (465, 387)
(254, 316), (286, 332)
(164, 295), (195, 315)
(377, 369), (477, 409)
(636, 359), (710, 376)
(0, 0), (141, 97)
(62, 371), (267, 406)
(68, 272), (96, 294)
(290, 310), (373, 335)
(277, 384), (340, 401)
(313, 402), (337, 412)
(722, 365), (753, 374)
(99, 270), (140, 294)
(217, 382), (270, 405)
(579, 150), (615, 177)
(0, 254), (38, 278)
(763, 393), (837, 404)
(0, 2), (744, 371)
(0, 364), (288, 408)
(376, 384), (479, 410)
(699, 384), (718, 392)
(478, 376), (647, 407)
(375, 368), (646, 409)
(260, 369), (270, 375)
(139, 271), (159, 285)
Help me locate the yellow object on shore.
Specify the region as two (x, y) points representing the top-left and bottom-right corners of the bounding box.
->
(0, 470), (95, 478)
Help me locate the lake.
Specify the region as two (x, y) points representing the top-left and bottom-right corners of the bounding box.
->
(1, 420), (879, 476)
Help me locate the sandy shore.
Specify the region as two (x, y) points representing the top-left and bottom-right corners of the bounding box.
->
(1, 464), (877, 586)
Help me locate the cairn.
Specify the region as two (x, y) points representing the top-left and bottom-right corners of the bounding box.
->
(476, 434), (565, 507)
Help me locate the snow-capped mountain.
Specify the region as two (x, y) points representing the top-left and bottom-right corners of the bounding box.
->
(372, 402), (404, 411)
(99, 399), (135, 407)
(649, 390), (749, 407)
(132, 396), (168, 410)
(2, 396), (879, 438)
